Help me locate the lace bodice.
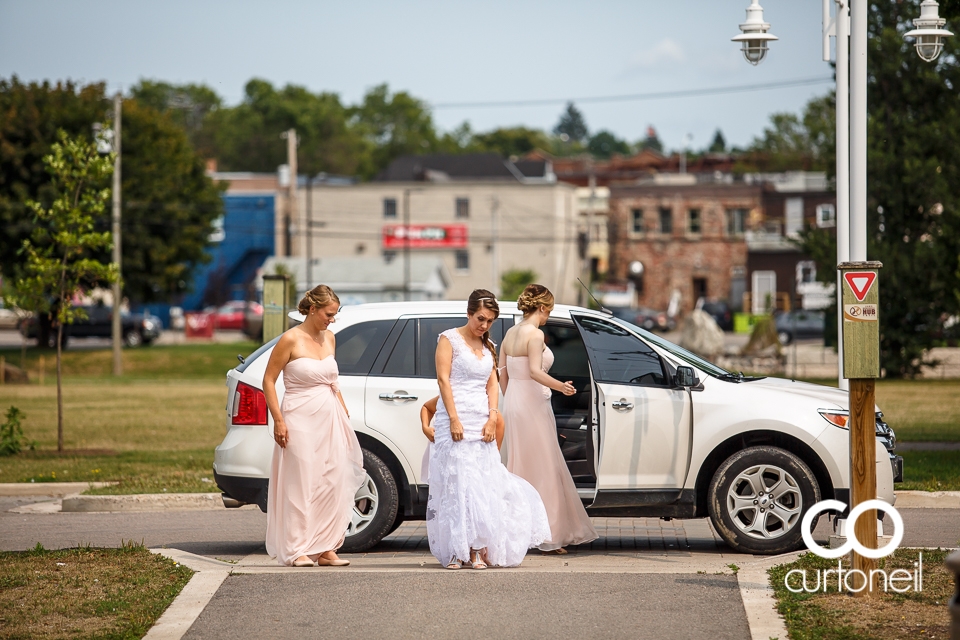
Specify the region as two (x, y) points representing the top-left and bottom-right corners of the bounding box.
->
(433, 328), (494, 442)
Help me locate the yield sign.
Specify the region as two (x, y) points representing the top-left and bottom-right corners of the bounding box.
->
(844, 271), (877, 302)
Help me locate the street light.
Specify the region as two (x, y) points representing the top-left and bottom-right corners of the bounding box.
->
(904, 0), (953, 62)
(732, 0), (778, 65)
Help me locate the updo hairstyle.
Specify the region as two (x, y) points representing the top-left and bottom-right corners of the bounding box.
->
(466, 289), (500, 374)
(517, 284), (555, 314)
(298, 284), (340, 315)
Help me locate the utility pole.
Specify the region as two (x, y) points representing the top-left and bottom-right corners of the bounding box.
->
(111, 93), (123, 376)
(490, 196), (500, 296)
(833, 0), (851, 392)
(403, 189), (411, 301)
(306, 175), (312, 288)
(281, 129), (298, 258)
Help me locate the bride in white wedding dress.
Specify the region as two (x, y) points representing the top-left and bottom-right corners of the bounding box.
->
(426, 290), (551, 569)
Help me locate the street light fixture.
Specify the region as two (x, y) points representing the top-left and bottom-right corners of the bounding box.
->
(732, 0), (778, 65)
(904, 0), (953, 62)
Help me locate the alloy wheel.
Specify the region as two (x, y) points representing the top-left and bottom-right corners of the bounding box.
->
(725, 464), (803, 540)
(346, 475), (378, 537)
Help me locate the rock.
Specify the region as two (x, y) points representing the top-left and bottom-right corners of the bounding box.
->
(679, 310), (725, 358)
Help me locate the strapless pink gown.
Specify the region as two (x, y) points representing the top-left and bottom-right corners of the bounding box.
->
(265, 356), (365, 566)
(503, 348), (598, 551)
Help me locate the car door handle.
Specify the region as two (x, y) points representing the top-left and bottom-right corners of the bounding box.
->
(379, 393), (418, 402)
(611, 399), (634, 411)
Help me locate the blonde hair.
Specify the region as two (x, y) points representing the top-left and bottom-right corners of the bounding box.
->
(298, 284), (340, 315)
(517, 284), (554, 314)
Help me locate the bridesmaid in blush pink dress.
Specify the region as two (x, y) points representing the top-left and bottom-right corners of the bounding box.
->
(500, 284), (598, 553)
(262, 285), (365, 567)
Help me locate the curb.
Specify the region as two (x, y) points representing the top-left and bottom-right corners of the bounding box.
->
(62, 493), (228, 512)
(146, 549), (232, 640)
(896, 490), (960, 509)
(0, 482), (116, 497)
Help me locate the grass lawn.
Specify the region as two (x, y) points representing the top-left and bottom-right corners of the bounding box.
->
(0, 341), (260, 381)
(0, 543), (192, 639)
(898, 450), (960, 491)
(769, 549), (953, 639)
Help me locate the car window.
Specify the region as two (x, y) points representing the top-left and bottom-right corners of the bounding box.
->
(418, 317), (466, 379)
(573, 316), (668, 386)
(335, 320), (395, 375)
(542, 323), (589, 378)
(382, 320), (416, 376)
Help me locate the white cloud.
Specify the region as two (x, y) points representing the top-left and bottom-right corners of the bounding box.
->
(626, 38), (685, 72)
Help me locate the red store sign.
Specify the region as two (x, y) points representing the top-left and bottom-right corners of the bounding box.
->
(382, 224), (469, 249)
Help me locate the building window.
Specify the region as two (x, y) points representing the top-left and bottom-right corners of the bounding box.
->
(455, 197), (469, 219)
(630, 209), (643, 234)
(816, 203), (836, 228)
(455, 250), (470, 272)
(785, 197), (804, 237)
(693, 277), (708, 302)
(688, 209), (701, 234)
(208, 215), (225, 243)
(727, 208), (747, 236)
(383, 198), (397, 219)
(659, 207), (673, 234)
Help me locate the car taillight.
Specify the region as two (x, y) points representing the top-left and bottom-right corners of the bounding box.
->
(234, 382), (268, 425)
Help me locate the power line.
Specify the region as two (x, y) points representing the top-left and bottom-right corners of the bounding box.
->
(429, 76), (833, 110)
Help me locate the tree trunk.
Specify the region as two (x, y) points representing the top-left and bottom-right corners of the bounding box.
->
(56, 320), (63, 452)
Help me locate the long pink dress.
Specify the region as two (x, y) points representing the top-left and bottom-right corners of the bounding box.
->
(265, 356), (366, 566)
(503, 348), (598, 551)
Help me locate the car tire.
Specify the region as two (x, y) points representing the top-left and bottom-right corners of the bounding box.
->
(123, 330), (143, 348)
(777, 330), (792, 345)
(708, 446), (820, 555)
(45, 333), (68, 349)
(339, 449), (400, 553)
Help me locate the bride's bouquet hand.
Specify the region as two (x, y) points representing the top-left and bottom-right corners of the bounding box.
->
(449, 418), (465, 442)
(274, 420), (289, 448)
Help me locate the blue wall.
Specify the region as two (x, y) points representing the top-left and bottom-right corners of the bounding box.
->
(134, 194), (274, 326)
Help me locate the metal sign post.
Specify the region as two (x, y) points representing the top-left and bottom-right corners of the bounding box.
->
(838, 260), (882, 595)
(262, 274), (290, 343)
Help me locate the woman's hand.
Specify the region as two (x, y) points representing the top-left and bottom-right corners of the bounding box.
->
(449, 417), (465, 442)
(423, 425), (435, 443)
(558, 380), (577, 396)
(274, 420), (289, 448)
(481, 417), (497, 443)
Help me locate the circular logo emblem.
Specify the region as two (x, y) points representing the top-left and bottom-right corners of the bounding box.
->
(800, 499), (904, 559)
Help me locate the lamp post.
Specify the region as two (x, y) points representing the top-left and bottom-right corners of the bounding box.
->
(731, 0), (778, 65)
(904, 0), (954, 62)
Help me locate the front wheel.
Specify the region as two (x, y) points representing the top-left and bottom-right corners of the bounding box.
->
(777, 330), (792, 345)
(339, 449), (399, 553)
(708, 446), (820, 555)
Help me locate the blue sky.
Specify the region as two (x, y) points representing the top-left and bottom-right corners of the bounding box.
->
(0, 0), (837, 150)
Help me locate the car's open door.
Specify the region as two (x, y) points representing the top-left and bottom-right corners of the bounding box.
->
(571, 314), (693, 503)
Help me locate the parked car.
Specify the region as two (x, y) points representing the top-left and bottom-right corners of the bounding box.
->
(0, 299), (24, 331)
(214, 300), (900, 555)
(608, 306), (674, 332)
(241, 302), (264, 341)
(696, 298), (734, 332)
(19, 305), (160, 348)
(204, 301), (254, 331)
(775, 310), (826, 345)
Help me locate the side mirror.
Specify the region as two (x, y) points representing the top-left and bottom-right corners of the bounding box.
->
(675, 366), (699, 388)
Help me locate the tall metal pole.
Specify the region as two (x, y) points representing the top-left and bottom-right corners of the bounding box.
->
(850, 0), (868, 262)
(836, 0), (851, 391)
(403, 189), (410, 301)
(306, 176), (312, 288)
(111, 93), (123, 376)
(491, 197), (500, 296)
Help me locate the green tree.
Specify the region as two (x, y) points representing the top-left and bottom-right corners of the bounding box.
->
(472, 127), (550, 158)
(797, 1), (960, 377)
(588, 130), (631, 159)
(8, 132), (116, 451)
(708, 129), (727, 153)
(0, 78), (225, 307)
(637, 126), (663, 153)
(351, 83), (439, 178)
(500, 269), (537, 302)
(742, 94), (835, 172)
(129, 80), (222, 156)
(553, 102), (588, 143)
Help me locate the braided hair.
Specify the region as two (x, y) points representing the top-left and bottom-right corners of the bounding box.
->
(466, 289), (500, 374)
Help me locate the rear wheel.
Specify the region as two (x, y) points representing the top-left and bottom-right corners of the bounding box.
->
(124, 330), (143, 348)
(777, 330), (792, 345)
(708, 446), (820, 555)
(340, 449), (399, 553)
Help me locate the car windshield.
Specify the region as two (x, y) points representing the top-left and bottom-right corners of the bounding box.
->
(610, 318), (733, 378)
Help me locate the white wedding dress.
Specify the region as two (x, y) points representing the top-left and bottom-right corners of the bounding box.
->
(427, 328), (551, 567)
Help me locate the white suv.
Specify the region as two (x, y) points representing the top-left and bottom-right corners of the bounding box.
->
(213, 301), (901, 555)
